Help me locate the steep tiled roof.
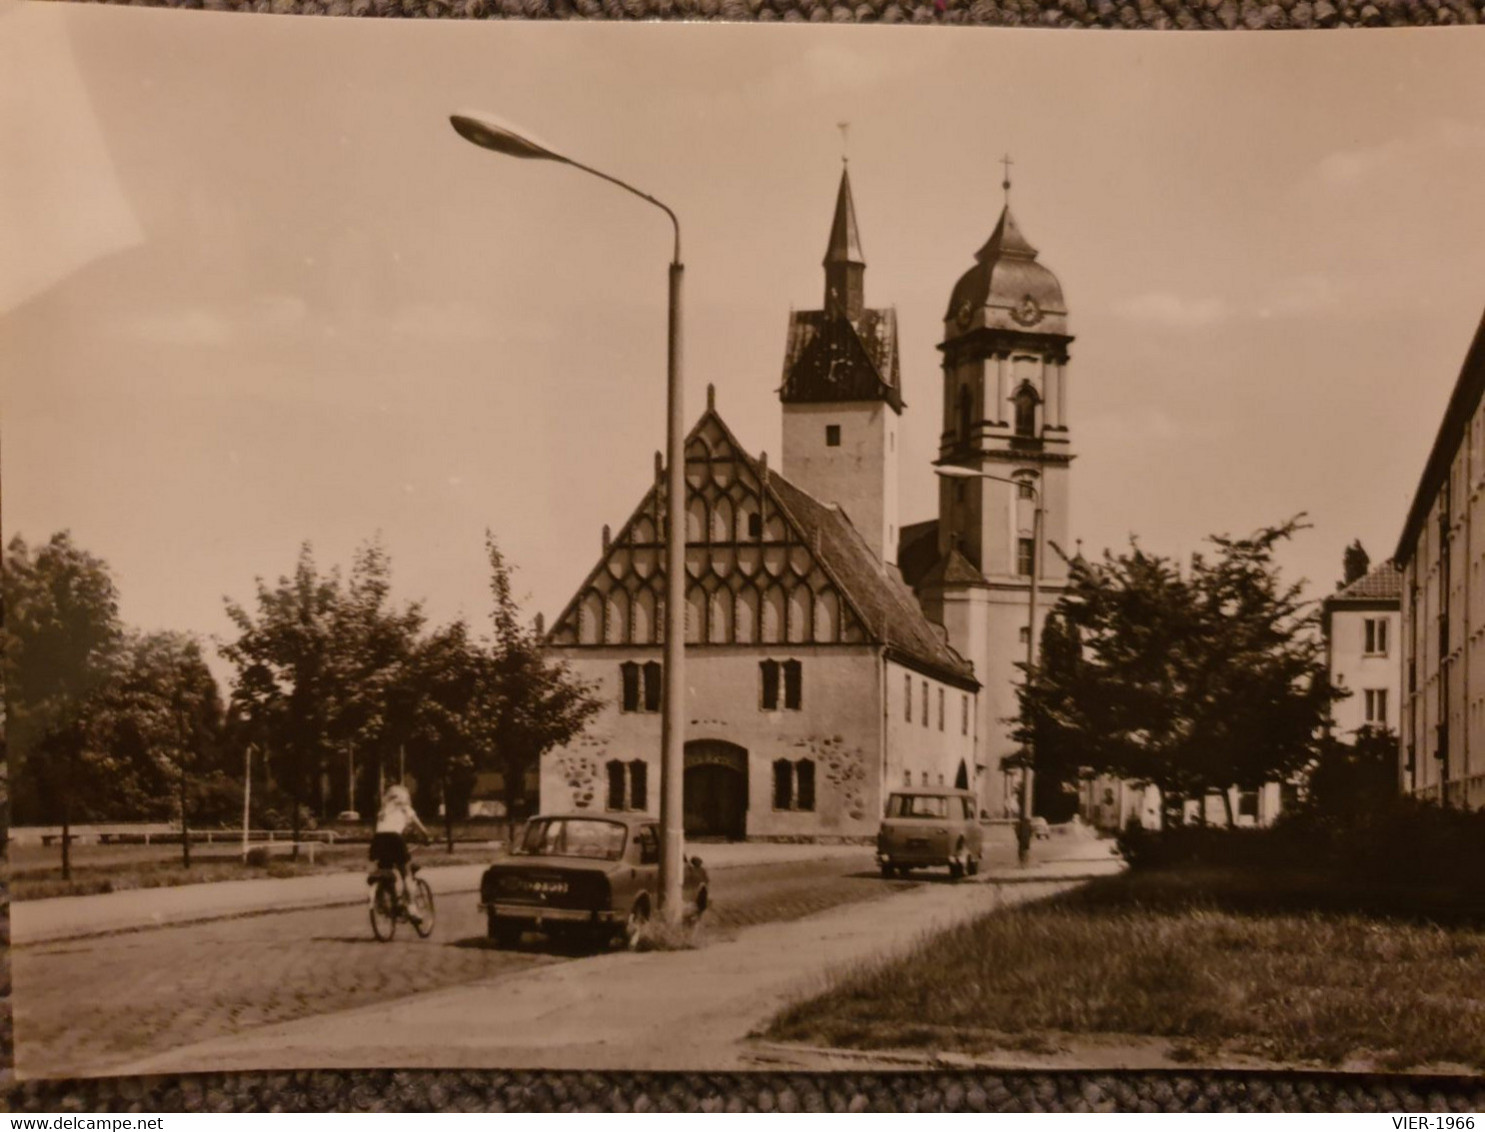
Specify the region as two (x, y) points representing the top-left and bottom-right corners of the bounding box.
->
(1396, 311), (1485, 565)
(896, 518), (940, 590)
(913, 546), (988, 589)
(780, 308), (902, 410)
(767, 472), (976, 688)
(1329, 561), (1403, 604)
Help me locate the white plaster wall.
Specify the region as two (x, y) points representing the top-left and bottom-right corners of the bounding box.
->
(782, 401), (898, 566)
(1328, 606), (1403, 737)
(881, 658), (979, 806)
(542, 644), (885, 838)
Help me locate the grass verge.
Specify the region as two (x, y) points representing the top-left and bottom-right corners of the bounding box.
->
(10, 846), (499, 901)
(763, 867), (1485, 1071)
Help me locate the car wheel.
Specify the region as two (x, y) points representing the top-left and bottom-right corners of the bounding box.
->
(948, 840), (967, 881)
(966, 853), (980, 878)
(879, 863), (896, 879)
(487, 912), (520, 949)
(624, 898), (650, 950)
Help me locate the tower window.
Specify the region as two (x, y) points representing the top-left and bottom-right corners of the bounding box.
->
(957, 386), (973, 445)
(1018, 479), (1036, 500)
(1017, 538), (1035, 577)
(825, 425), (841, 447)
(1014, 385), (1039, 437)
(962, 693), (970, 736)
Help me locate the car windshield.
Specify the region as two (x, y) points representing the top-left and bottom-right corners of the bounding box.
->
(517, 818), (627, 860)
(888, 794), (950, 818)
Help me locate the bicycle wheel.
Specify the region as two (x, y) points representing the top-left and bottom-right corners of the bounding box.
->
(411, 877), (435, 939)
(369, 880), (397, 942)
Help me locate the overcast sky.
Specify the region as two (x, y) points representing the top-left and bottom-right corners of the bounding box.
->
(4, 5), (1484, 684)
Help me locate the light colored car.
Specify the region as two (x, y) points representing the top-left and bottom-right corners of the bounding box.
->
(479, 814), (709, 949)
(876, 788), (984, 880)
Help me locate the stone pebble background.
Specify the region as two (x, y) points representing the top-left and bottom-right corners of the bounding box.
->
(7, 0), (1485, 1107)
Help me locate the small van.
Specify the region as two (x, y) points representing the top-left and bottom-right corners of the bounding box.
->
(876, 788), (983, 880)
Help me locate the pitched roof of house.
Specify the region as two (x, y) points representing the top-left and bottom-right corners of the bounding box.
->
(546, 406), (975, 690)
(1396, 311), (1485, 564)
(1328, 561), (1403, 604)
(780, 308), (903, 410)
(896, 518), (940, 590)
(766, 473), (975, 687)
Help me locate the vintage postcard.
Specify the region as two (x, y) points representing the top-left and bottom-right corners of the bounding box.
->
(5, 3), (1485, 1079)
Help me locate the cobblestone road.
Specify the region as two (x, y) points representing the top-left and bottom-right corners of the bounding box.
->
(15, 853), (908, 1077)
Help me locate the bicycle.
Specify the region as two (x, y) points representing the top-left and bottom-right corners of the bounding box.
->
(368, 862), (435, 942)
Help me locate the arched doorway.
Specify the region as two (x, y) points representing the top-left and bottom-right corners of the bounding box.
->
(684, 740), (749, 840)
(954, 759), (970, 791)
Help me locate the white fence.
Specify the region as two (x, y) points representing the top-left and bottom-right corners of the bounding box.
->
(11, 824), (341, 849)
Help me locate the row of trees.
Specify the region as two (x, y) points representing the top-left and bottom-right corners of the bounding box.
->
(5, 531), (601, 876)
(1018, 517), (1347, 825)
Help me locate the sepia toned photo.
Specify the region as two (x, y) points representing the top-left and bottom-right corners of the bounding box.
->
(5, 3), (1485, 1082)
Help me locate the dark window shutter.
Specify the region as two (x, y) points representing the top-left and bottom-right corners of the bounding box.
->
(606, 760), (626, 811)
(796, 760), (815, 811)
(629, 760), (648, 812)
(620, 662), (640, 712)
(760, 659), (780, 710)
(783, 660), (802, 710)
(773, 759), (793, 810)
(643, 661), (663, 712)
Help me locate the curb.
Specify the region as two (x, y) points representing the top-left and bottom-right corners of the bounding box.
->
(14, 847), (874, 946)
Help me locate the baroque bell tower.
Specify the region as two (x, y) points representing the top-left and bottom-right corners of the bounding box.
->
(918, 167), (1075, 815)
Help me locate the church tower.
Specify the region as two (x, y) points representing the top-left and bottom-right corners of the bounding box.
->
(918, 172), (1074, 815)
(780, 166), (903, 566)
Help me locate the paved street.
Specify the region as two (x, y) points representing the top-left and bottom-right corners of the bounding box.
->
(14, 851), (917, 1077)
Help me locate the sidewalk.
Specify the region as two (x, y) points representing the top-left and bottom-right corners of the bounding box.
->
(10, 841), (872, 946)
(111, 863), (1103, 1076)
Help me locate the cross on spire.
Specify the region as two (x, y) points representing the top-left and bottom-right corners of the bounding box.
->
(837, 121), (850, 165)
(1000, 153), (1014, 201)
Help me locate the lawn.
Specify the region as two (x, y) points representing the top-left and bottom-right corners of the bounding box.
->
(9, 841), (502, 901)
(763, 866), (1485, 1072)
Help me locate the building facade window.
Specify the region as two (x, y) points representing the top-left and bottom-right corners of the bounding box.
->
(921, 680), (929, 728)
(761, 659), (803, 710)
(962, 693), (970, 735)
(772, 758), (816, 811)
(825, 424), (841, 447)
(605, 759), (649, 812)
(937, 688), (945, 731)
(643, 661), (662, 712)
(620, 662), (640, 711)
(1017, 538), (1035, 576)
(1364, 618), (1390, 656)
(905, 673), (912, 722)
(1239, 790), (1259, 820)
(1364, 688), (1390, 727)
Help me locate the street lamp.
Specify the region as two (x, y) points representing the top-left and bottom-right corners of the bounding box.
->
(935, 464), (1043, 866)
(450, 113), (689, 924)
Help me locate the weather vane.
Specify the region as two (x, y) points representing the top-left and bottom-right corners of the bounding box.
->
(838, 121), (850, 164)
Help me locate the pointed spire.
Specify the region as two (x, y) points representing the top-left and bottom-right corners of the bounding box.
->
(974, 203), (1038, 264)
(824, 166), (866, 321)
(824, 166), (865, 268)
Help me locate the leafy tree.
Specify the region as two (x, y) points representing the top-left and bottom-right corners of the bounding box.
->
(401, 619), (485, 852)
(221, 544), (341, 857)
(324, 541), (424, 817)
(1019, 517), (1337, 825)
(1302, 726), (1398, 817)
(1341, 539), (1371, 589)
(483, 534), (602, 822)
(3, 533), (125, 878)
(98, 631), (224, 865)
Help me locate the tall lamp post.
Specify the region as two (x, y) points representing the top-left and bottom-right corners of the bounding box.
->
(449, 113), (689, 924)
(935, 464), (1043, 866)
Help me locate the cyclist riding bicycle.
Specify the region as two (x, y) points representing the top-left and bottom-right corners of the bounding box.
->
(370, 784), (431, 921)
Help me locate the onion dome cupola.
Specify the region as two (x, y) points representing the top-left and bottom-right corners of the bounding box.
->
(944, 204), (1068, 339)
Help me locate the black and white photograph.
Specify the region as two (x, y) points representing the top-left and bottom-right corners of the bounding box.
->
(5, 2), (1485, 1083)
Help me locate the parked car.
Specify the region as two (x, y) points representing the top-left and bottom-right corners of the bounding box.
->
(478, 813), (709, 949)
(876, 788), (983, 880)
